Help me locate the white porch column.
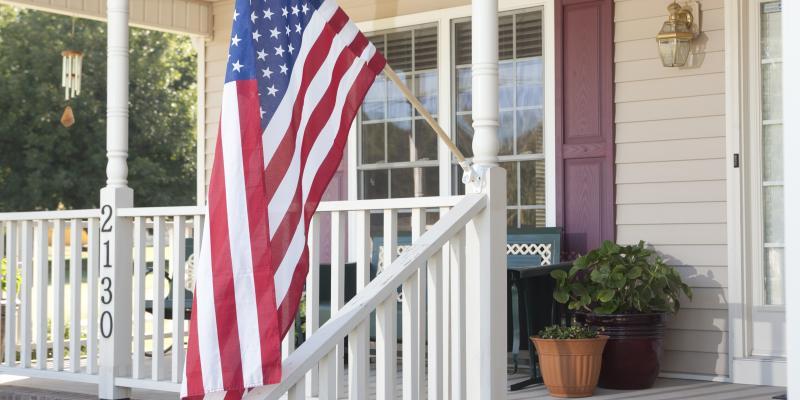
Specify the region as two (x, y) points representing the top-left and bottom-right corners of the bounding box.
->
(99, 0), (133, 397)
(465, 0), (506, 398)
(783, 1), (799, 398)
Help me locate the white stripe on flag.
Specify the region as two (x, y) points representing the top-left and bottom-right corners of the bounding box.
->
(302, 44), (377, 203)
(220, 82), (264, 386)
(195, 214), (223, 391)
(262, 0), (337, 165)
(267, 22), (359, 238)
(274, 45), (377, 307)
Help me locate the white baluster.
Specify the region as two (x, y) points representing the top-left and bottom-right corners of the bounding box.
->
(402, 268), (420, 400)
(330, 211), (345, 398)
(35, 220), (50, 370)
(407, 208), (426, 400)
(4, 221), (16, 365)
(376, 209), (397, 400)
(69, 219), (82, 372)
(449, 229), (467, 400)
(348, 210), (369, 400)
(152, 216), (165, 380)
(132, 217), (146, 379)
(305, 215), (320, 398)
(52, 219), (65, 371)
(440, 206), (452, 400)
(19, 221), (33, 368)
(319, 350), (337, 400)
(86, 218), (99, 374)
(172, 215), (186, 383)
(427, 248), (443, 400)
(287, 375), (306, 400)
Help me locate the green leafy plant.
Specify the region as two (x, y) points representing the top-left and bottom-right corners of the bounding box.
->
(0, 258), (21, 297)
(551, 241), (692, 315)
(537, 324), (599, 340)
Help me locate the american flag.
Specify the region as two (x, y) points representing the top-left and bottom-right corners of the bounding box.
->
(181, 0), (385, 396)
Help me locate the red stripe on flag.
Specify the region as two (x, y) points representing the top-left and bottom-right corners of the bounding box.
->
(182, 289), (204, 398)
(207, 131), (246, 391)
(236, 80), (283, 385)
(277, 57), (386, 330)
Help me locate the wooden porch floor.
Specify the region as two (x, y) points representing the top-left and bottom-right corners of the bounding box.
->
(0, 372), (786, 399)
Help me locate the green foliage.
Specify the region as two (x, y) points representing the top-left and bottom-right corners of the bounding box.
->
(0, 258), (21, 296)
(537, 324), (599, 340)
(551, 241), (693, 315)
(0, 5), (197, 211)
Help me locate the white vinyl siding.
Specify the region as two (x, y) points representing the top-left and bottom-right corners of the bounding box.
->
(614, 0), (729, 377)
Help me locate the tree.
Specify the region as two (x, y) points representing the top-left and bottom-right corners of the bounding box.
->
(0, 5), (197, 211)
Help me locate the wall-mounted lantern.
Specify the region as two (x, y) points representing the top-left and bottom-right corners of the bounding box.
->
(656, 2), (696, 67)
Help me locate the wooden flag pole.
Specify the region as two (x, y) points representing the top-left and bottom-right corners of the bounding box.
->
(382, 64), (471, 170)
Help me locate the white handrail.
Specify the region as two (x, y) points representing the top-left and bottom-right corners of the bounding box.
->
(0, 209), (99, 221)
(245, 193), (487, 400)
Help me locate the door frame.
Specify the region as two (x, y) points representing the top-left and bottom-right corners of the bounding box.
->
(725, 0), (787, 386)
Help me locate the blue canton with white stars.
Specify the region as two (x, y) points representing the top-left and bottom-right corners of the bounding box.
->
(226, 0), (323, 129)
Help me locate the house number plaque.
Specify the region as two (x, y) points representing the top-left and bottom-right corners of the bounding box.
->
(100, 204), (114, 339)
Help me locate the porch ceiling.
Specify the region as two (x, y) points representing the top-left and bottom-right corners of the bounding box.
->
(0, 0), (212, 37)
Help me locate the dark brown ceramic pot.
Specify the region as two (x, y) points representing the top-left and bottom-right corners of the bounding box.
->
(576, 312), (666, 390)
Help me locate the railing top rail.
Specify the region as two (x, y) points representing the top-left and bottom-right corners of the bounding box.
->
(0, 209), (99, 221)
(246, 193), (487, 400)
(315, 195), (464, 212)
(117, 205), (205, 217)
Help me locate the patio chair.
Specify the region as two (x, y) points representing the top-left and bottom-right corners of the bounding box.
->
(506, 227), (571, 391)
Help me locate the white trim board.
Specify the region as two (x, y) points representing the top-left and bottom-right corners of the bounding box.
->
(725, 0), (787, 386)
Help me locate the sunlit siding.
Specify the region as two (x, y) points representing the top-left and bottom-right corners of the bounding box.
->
(614, 0), (728, 377)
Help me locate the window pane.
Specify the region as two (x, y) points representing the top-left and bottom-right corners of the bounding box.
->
(455, 67), (472, 112)
(387, 72), (412, 119)
(761, 62), (782, 121)
(501, 161), (517, 206)
(516, 58), (543, 107)
(387, 30), (413, 72)
(506, 209), (518, 229)
(362, 75), (386, 121)
(455, 113), (474, 158)
(363, 170), (388, 199)
(415, 71), (438, 116)
(453, 21), (472, 65)
(361, 123), (385, 164)
(519, 209), (545, 228)
(519, 160), (545, 206)
(765, 247), (784, 305)
(516, 11), (543, 58)
(414, 119), (438, 161)
(422, 166), (439, 196)
(517, 108), (544, 155)
(763, 185), (784, 243)
(387, 120), (412, 163)
(499, 62), (514, 109)
(763, 124), (783, 181)
(391, 168), (414, 198)
(499, 15), (513, 61)
(761, 2), (782, 59)
(499, 111), (514, 155)
(415, 27), (438, 71)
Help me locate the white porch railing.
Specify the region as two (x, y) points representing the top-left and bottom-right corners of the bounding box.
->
(0, 168), (508, 399)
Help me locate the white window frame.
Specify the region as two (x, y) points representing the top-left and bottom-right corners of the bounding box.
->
(346, 0), (556, 227)
(726, 0), (787, 386)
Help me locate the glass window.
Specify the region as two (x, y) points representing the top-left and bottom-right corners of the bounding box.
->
(358, 26), (439, 200)
(758, 1), (784, 305)
(452, 9), (545, 228)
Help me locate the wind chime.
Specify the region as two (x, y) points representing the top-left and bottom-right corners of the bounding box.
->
(60, 19), (83, 128)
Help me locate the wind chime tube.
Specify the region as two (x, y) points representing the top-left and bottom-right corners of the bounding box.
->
(64, 55), (71, 100)
(75, 55), (82, 95)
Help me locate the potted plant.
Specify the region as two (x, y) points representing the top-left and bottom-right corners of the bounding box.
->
(531, 325), (608, 398)
(551, 240), (692, 390)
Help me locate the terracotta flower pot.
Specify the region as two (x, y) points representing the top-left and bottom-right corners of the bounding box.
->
(531, 335), (608, 398)
(576, 312), (666, 390)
